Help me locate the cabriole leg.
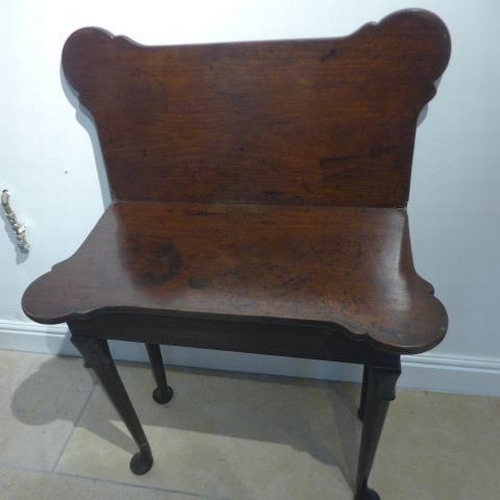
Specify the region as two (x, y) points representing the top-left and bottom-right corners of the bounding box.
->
(70, 334), (153, 475)
(145, 343), (174, 404)
(354, 359), (401, 500)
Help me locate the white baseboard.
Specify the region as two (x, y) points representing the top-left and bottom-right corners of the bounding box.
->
(1, 319), (499, 397)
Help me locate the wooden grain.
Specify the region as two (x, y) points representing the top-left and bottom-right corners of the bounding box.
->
(23, 202), (447, 353)
(62, 10), (450, 207)
(22, 9), (450, 356)
(22, 10), (451, 491)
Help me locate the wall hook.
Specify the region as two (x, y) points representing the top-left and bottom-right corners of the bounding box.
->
(1, 189), (30, 252)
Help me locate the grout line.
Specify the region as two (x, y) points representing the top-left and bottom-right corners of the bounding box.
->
(51, 370), (97, 473)
(22, 360), (228, 499)
(0, 460), (229, 499)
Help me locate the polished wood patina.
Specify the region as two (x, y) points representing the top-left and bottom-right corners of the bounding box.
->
(22, 9), (450, 499)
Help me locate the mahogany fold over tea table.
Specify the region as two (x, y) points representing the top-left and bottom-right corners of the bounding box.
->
(22, 9), (450, 499)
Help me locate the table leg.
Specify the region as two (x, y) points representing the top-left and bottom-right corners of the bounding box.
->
(354, 360), (401, 500)
(71, 334), (154, 475)
(358, 363), (369, 421)
(145, 343), (174, 404)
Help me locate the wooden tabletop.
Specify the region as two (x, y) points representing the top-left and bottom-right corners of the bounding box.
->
(22, 201), (447, 354)
(28, 11), (451, 355)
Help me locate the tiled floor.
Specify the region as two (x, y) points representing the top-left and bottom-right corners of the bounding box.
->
(0, 350), (499, 499)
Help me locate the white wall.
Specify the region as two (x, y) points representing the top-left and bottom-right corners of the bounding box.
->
(1, 1), (499, 395)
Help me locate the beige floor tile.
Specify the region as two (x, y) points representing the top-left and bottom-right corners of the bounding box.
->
(0, 351), (94, 470)
(373, 389), (500, 500)
(0, 464), (202, 500)
(57, 363), (357, 499)
(3, 350), (499, 499)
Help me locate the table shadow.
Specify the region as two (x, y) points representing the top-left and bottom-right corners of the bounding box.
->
(11, 354), (363, 489)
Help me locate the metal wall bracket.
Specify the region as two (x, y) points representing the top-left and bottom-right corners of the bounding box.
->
(1, 189), (30, 253)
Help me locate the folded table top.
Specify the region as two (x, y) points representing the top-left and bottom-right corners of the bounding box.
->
(22, 202), (447, 354)
(22, 10), (450, 355)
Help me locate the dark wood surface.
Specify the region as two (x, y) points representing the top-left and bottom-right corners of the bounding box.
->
(62, 10), (450, 207)
(23, 9), (451, 356)
(23, 201), (447, 353)
(22, 9), (451, 494)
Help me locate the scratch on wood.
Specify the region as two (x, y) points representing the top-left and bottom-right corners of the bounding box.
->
(320, 154), (362, 167)
(319, 48), (338, 63)
(191, 211), (220, 216)
(266, 120), (290, 126)
(188, 276), (212, 289)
